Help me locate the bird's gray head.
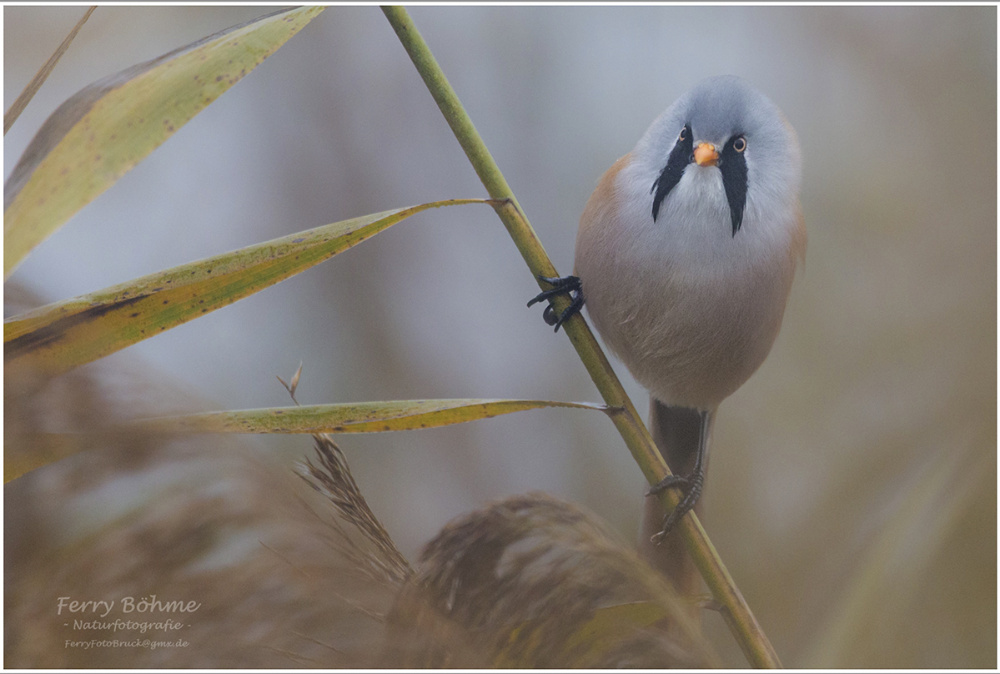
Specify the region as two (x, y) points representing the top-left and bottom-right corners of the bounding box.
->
(640, 76), (801, 236)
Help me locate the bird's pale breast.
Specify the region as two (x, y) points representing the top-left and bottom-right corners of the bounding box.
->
(575, 154), (801, 410)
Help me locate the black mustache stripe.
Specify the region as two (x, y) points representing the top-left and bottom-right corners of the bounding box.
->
(650, 124), (692, 222)
(719, 134), (748, 236)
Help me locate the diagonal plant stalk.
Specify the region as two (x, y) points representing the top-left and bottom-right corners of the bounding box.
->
(382, 6), (781, 668)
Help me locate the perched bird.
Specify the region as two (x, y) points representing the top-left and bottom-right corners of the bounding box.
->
(530, 75), (805, 588)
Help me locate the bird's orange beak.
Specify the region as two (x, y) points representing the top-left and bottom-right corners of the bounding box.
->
(693, 142), (719, 167)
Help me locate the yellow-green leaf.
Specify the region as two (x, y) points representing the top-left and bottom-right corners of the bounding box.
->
(496, 601), (671, 668)
(4, 199), (486, 376)
(137, 399), (610, 434)
(3, 6), (324, 278)
(565, 601), (672, 659)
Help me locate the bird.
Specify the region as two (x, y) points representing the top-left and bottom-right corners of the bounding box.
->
(529, 75), (805, 589)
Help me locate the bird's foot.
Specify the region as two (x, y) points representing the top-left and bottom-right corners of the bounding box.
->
(527, 275), (584, 332)
(646, 469), (705, 545)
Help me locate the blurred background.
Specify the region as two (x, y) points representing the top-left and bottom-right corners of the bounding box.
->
(5, 5), (995, 668)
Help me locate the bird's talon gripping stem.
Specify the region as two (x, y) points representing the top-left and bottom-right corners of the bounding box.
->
(647, 405), (710, 545)
(646, 409), (711, 544)
(645, 473), (687, 496)
(527, 275), (584, 332)
(647, 471), (704, 543)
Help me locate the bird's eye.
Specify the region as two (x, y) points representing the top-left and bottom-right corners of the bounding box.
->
(733, 136), (747, 152)
(678, 126), (687, 141)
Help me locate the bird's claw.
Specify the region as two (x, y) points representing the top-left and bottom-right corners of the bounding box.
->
(527, 275), (584, 332)
(647, 470), (704, 544)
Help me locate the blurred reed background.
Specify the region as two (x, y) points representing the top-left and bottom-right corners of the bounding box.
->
(4, 5), (995, 667)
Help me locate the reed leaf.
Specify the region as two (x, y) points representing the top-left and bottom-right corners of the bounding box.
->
(5, 200), (485, 376)
(4, 6), (323, 277)
(136, 398), (610, 435)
